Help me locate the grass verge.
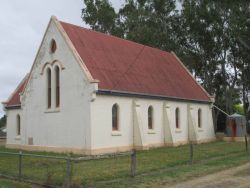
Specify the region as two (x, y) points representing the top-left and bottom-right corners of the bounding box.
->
(0, 141), (248, 187)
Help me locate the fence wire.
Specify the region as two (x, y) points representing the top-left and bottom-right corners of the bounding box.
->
(0, 140), (248, 187)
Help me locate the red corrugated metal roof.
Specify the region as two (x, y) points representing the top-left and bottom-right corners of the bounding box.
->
(5, 75), (28, 108)
(61, 21), (211, 102)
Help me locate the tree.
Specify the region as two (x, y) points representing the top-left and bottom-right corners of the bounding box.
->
(82, 0), (250, 118)
(118, 0), (178, 51)
(82, 0), (124, 37)
(179, 1), (249, 115)
(0, 115), (6, 129)
(82, 0), (178, 51)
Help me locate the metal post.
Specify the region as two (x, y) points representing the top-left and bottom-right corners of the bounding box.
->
(65, 155), (71, 187)
(18, 151), (22, 180)
(245, 135), (248, 152)
(130, 149), (136, 177)
(189, 142), (193, 164)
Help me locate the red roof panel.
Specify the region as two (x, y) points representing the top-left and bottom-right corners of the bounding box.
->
(61, 21), (210, 102)
(5, 75), (28, 108)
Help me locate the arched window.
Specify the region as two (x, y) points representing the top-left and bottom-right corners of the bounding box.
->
(50, 39), (57, 53)
(198, 108), (202, 128)
(55, 66), (60, 108)
(17, 115), (21, 136)
(175, 108), (180, 129)
(112, 104), (119, 131)
(47, 68), (52, 108)
(148, 106), (153, 129)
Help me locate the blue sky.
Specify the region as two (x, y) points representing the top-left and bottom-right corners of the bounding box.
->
(0, 0), (124, 117)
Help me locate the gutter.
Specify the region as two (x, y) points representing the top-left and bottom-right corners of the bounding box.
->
(4, 104), (21, 110)
(97, 89), (212, 104)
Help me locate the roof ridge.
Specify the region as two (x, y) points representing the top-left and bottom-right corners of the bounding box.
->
(59, 21), (172, 55)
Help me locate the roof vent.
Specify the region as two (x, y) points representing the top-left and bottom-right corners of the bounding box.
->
(50, 39), (57, 53)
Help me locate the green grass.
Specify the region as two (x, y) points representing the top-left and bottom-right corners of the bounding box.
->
(0, 178), (31, 188)
(0, 141), (248, 187)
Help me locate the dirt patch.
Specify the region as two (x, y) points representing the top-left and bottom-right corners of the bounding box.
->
(169, 163), (250, 188)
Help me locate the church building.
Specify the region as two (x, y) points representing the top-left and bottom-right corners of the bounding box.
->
(2, 16), (215, 155)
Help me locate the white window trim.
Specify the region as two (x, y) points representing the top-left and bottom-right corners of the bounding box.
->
(44, 109), (60, 113)
(15, 135), (21, 140)
(148, 130), (156, 134)
(111, 131), (122, 136)
(175, 128), (182, 133)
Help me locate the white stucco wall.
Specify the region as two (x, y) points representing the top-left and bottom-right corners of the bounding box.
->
(6, 109), (22, 145)
(90, 94), (215, 152)
(6, 19), (95, 151)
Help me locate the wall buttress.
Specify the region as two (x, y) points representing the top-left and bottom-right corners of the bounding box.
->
(132, 100), (147, 149)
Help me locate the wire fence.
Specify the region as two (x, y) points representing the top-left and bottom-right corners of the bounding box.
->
(0, 149), (135, 187)
(0, 139), (248, 187)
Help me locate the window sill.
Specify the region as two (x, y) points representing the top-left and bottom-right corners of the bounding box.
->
(44, 109), (60, 113)
(198, 129), (204, 132)
(15, 136), (21, 140)
(175, 129), (182, 133)
(148, 130), (156, 134)
(111, 131), (122, 136)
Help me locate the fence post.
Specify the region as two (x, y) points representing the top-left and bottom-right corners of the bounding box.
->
(65, 155), (71, 187)
(18, 151), (22, 180)
(189, 142), (193, 164)
(130, 149), (136, 177)
(245, 135), (248, 152)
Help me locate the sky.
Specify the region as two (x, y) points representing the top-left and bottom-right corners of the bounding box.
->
(0, 0), (124, 117)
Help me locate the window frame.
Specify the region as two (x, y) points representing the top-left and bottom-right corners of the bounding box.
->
(148, 106), (153, 130)
(198, 108), (202, 128)
(47, 68), (52, 109)
(50, 39), (57, 53)
(17, 114), (21, 136)
(112, 104), (119, 131)
(55, 65), (60, 108)
(175, 107), (180, 129)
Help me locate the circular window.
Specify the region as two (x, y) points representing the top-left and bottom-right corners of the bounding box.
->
(50, 39), (57, 53)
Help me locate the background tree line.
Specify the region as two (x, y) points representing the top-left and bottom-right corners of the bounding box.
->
(82, 0), (249, 130)
(0, 115), (6, 129)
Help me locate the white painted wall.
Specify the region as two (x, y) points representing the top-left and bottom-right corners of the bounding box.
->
(91, 95), (215, 151)
(6, 109), (22, 145)
(7, 19), (95, 151)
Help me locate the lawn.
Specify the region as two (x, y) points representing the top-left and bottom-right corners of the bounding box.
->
(0, 141), (249, 187)
(0, 178), (31, 188)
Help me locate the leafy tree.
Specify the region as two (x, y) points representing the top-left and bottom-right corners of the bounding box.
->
(179, 1), (249, 115)
(82, 0), (178, 50)
(0, 115), (6, 129)
(82, 0), (124, 37)
(233, 104), (244, 115)
(82, 0), (250, 119)
(118, 0), (178, 51)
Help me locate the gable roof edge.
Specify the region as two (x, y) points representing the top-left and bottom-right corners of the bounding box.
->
(2, 73), (29, 107)
(21, 16), (98, 101)
(171, 52), (212, 102)
(52, 16), (98, 83)
(21, 17), (55, 99)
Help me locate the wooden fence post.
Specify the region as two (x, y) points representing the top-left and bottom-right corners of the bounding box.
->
(189, 142), (193, 164)
(65, 155), (71, 187)
(18, 151), (22, 180)
(130, 149), (136, 177)
(245, 135), (248, 152)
